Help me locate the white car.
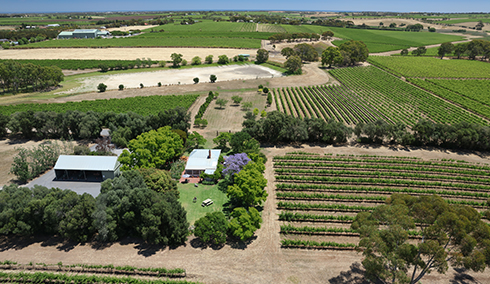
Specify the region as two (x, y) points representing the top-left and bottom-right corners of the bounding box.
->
(201, 199), (213, 207)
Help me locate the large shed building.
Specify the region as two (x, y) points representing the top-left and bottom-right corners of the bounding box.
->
(58, 29), (109, 39)
(184, 149), (221, 177)
(54, 155), (121, 182)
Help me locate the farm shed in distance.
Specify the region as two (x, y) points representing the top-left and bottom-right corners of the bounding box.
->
(184, 149), (221, 177)
(58, 29), (109, 39)
(54, 155), (120, 182)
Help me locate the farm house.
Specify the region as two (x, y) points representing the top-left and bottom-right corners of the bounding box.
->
(57, 29), (109, 39)
(183, 149), (221, 177)
(54, 155), (121, 181)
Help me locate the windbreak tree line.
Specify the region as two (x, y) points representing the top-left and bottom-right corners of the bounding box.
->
(0, 60), (64, 94)
(0, 106), (190, 143)
(0, 170), (189, 245)
(241, 111), (490, 151)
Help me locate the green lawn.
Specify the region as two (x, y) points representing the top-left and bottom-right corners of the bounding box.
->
(178, 182), (229, 225)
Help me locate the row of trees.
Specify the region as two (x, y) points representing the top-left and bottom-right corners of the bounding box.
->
(0, 170), (188, 245)
(0, 60), (64, 94)
(240, 111), (490, 151)
(0, 106), (190, 142)
(438, 39), (490, 60)
(268, 32), (321, 43)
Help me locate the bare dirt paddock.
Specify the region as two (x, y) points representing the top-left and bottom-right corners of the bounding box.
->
(0, 47), (257, 61)
(63, 64), (284, 93)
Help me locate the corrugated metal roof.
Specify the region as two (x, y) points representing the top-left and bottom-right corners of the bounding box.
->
(73, 29), (99, 33)
(58, 31), (73, 36)
(54, 155), (119, 171)
(185, 149), (221, 171)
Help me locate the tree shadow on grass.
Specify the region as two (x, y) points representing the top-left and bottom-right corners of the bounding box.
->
(328, 262), (370, 284)
(450, 268), (479, 284)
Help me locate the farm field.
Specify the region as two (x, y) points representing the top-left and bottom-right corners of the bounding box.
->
(368, 56), (490, 78)
(0, 59), (157, 70)
(409, 78), (490, 119)
(0, 47), (251, 61)
(0, 94), (199, 116)
(274, 66), (487, 126)
(274, 152), (490, 250)
(327, 27), (465, 53)
(56, 64), (284, 94)
(17, 37), (262, 49)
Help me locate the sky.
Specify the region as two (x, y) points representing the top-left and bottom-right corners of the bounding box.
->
(2, 0), (490, 14)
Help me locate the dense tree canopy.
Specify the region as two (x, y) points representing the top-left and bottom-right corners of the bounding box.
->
(0, 60), (64, 94)
(194, 212), (228, 245)
(255, 49), (269, 64)
(321, 46), (343, 67)
(118, 126), (184, 170)
(338, 40), (369, 65)
(293, 43), (319, 62)
(352, 194), (490, 284)
(284, 55), (303, 74)
(94, 170), (189, 245)
(227, 161), (268, 207)
(438, 42), (454, 59)
(228, 207), (262, 241)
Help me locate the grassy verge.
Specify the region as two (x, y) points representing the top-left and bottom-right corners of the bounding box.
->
(178, 182), (228, 225)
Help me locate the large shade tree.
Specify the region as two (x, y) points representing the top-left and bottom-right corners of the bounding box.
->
(352, 193), (490, 284)
(338, 40), (369, 65)
(118, 126), (183, 170)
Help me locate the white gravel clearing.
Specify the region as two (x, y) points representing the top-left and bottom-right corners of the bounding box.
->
(61, 64), (284, 94)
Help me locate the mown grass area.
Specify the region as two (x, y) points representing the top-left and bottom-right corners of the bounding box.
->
(368, 56), (490, 78)
(178, 182), (229, 225)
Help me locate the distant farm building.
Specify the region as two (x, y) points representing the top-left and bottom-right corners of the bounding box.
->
(58, 29), (110, 39)
(54, 155), (120, 182)
(184, 149), (221, 177)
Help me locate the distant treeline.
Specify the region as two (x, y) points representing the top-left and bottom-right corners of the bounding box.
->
(0, 59), (159, 71)
(242, 111), (490, 152)
(0, 27), (62, 41)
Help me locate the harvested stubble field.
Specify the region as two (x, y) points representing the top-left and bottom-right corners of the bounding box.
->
(0, 47), (255, 61)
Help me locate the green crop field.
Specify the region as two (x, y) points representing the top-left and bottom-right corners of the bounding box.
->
(275, 153), (490, 250)
(368, 56), (490, 78)
(426, 79), (490, 105)
(0, 94), (199, 116)
(408, 79), (490, 119)
(0, 59), (157, 70)
(17, 36), (261, 49)
(437, 18), (490, 24)
(327, 27), (464, 53)
(274, 66), (486, 126)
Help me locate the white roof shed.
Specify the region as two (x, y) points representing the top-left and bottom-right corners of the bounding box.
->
(54, 155), (119, 172)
